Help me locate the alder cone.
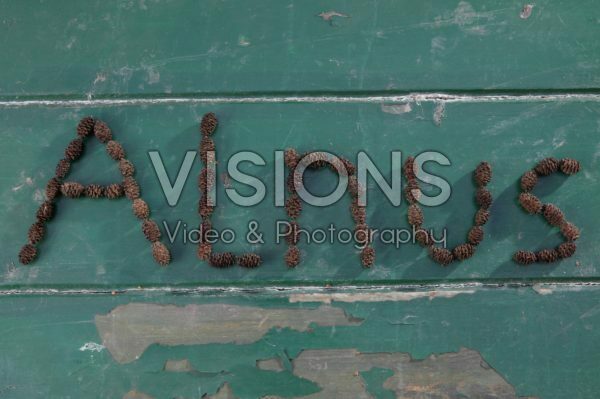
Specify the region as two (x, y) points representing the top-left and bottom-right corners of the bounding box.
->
(238, 253), (262, 268)
(200, 112), (218, 136)
(61, 182), (84, 198)
(467, 226), (484, 246)
(28, 222), (45, 244)
(520, 170), (538, 192)
(18, 244), (37, 265)
(403, 157), (417, 180)
(46, 177), (61, 201)
(332, 157), (355, 176)
(64, 138), (84, 161)
(55, 159), (71, 179)
(105, 183), (123, 199)
(198, 197), (214, 218)
(453, 243), (475, 261)
(474, 161), (492, 187)
(286, 196), (302, 219)
(537, 248), (559, 263)
(360, 246), (375, 268)
(142, 219), (161, 242)
(535, 157), (559, 176)
(519, 192), (542, 214)
(85, 184), (104, 198)
(106, 140), (125, 160)
(199, 220), (212, 243)
(285, 246), (301, 268)
(355, 224), (371, 245)
(476, 188), (493, 209)
(76, 116), (95, 137)
(560, 222), (580, 242)
(36, 201), (54, 222)
(407, 204), (423, 226)
(132, 198), (150, 219)
(348, 176), (359, 197)
(284, 148), (299, 169)
(514, 250), (537, 265)
(151, 242), (171, 266)
(200, 137), (215, 164)
(119, 159), (135, 177)
(542, 204), (565, 226)
(560, 158), (581, 175)
(123, 177), (140, 200)
(209, 252), (236, 268)
(350, 201), (366, 224)
(474, 209), (490, 226)
(414, 229), (432, 247)
(284, 221), (300, 245)
(94, 120), (112, 143)
(429, 246), (454, 266)
(197, 242), (212, 260)
(404, 181), (421, 204)
(557, 242), (576, 258)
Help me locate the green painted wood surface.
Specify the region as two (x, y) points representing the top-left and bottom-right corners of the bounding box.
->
(0, 101), (597, 286)
(1, 0), (600, 97)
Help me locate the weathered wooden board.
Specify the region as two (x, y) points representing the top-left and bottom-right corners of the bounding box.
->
(1, 0), (600, 97)
(0, 285), (598, 398)
(1, 101), (597, 286)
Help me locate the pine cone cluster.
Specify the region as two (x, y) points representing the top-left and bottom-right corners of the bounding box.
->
(77, 116), (95, 137)
(284, 148), (299, 169)
(200, 112), (218, 136)
(403, 156), (416, 180)
(360, 246), (375, 267)
(105, 183), (123, 199)
(152, 242), (171, 266)
(142, 220), (161, 242)
(514, 250), (537, 265)
(64, 138), (84, 161)
(560, 158), (580, 175)
(537, 249), (559, 263)
(407, 204), (423, 226)
(474, 162), (492, 187)
(285, 196), (302, 219)
(520, 170), (538, 192)
(85, 184), (104, 198)
(238, 253), (262, 268)
(519, 192), (542, 214)
(197, 242), (212, 260)
(285, 246), (301, 267)
(61, 182), (84, 198)
(535, 157), (559, 176)
(453, 243), (475, 261)
(350, 201), (366, 224)
(209, 252), (236, 268)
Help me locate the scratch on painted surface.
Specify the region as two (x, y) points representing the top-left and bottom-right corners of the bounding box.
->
(317, 11), (349, 25)
(381, 103), (412, 115)
(256, 357), (285, 372)
(289, 290), (474, 304)
(520, 4), (534, 19)
(96, 303), (361, 363)
(433, 102), (446, 126)
(79, 342), (105, 352)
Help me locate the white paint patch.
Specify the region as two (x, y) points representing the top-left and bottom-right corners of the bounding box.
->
(532, 284), (553, 295)
(381, 103), (412, 115)
(317, 11), (349, 23)
(238, 35), (251, 47)
(289, 290), (475, 304)
(79, 342), (105, 352)
(520, 4), (534, 19)
(433, 102), (446, 126)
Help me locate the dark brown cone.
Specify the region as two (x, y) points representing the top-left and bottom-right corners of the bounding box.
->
(151, 242), (171, 266)
(199, 220), (212, 243)
(105, 183), (123, 199)
(535, 157), (559, 176)
(200, 137), (215, 164)
(209, 252), (236, 268)
(28, 222), (45, 244)
(64, 138), (84, 161)
(132, 198), (150, 219)
(55, 159), (71, 179)
(520, 170), (538, 192)
(286, 196), (302, 219)
(238, 253), (262, 268)
(198, 197), (214, 218)
(407, 204), (423, 226)
(360, 246), (375, 268)
(340, 157), (356, 176)
(429, 246), (454, 266)
(76, 116), (95, 137)
(414, 229), (432, 247)
(542, 204), (565, 226)
(467, 226), (484, 246)
(284, 221), (300, 245)
(404, 181), (421, 204)
(519, 192), (542, 214)
(197, 242), (212, 260)
(537, 248), (559, 263)
(198, 168), (214, 193)
(284, 148), (299, 169)
(557, 242), (576, 258)
(94, 120), (112, 143)
(474, 209), (490, 226)
(476, 188), (493, 209)
(61, 182), (84, 198)
(348, 176), (358, 197)
(403, 157), (416, 180)
(46, 177), (61, 201)
(36, 201), (54, 222)
(453, 243), (475, 261)
(123, 177), (140, 200)
(106, 140), (125, 160)
(200, 112), (218, 136)
(85, 184), (104, 198)
(474, 162), (492, 187)
(285, 246), (301, 268)
(560, 158), (581, 175)
(350, 202), (367, 225)
(561, 222), (580, 242)
(355, 224), (371, 245)
(513, 250), (537, 265)
(119, 159), (135, 177)
(19, 244), (37, 265)
(142, 219), (161, 242)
